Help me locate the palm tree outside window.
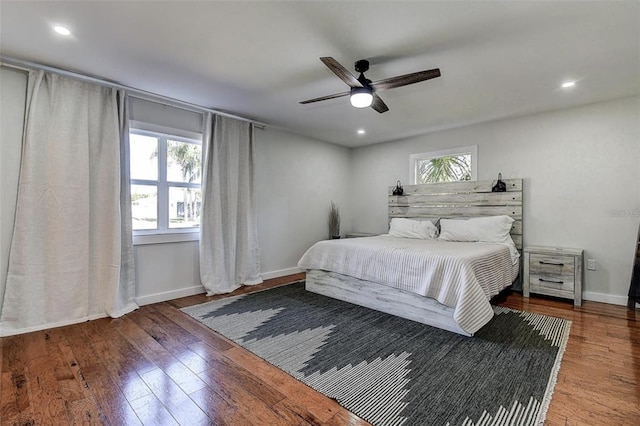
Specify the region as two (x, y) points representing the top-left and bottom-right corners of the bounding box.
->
(410, 146), (477, 184)
(129, 129), (202, 233)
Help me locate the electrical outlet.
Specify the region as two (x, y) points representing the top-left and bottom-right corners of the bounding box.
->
(587, 259), (596, 271)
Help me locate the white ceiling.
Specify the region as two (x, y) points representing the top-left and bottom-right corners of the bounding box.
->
(1, 1), (638, 147)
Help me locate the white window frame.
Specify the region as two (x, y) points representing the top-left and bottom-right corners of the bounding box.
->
(129, 122), (204, 245)
(409, 145), (477, 184)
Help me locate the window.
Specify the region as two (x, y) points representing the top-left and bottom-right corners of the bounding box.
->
(409, 146), (477, 184)
(130, 129), (202, 235)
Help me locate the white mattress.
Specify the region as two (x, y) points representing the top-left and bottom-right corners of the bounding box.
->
(297, 235), (519, 334)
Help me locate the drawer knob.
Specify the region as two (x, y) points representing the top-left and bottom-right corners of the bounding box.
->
(539, 261), (565, 266)
(539, 278), (564, 284)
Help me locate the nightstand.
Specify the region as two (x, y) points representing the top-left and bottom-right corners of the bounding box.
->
(523, 246), (583, 306)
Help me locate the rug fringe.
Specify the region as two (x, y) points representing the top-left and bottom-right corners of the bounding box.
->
(535, 319), (572, 425)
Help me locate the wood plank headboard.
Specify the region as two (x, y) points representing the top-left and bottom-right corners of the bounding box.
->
(388, 179), (523, 249)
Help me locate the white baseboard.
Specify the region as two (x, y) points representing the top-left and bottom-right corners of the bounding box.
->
(582, 291), (629, 306)
(261, 267), (304, 281)
(134, 268), (303, 307)
(135, 285), (205, 306)
(0, 313), (108, 337)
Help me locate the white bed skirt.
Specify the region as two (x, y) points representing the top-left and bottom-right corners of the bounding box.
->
(305, 269), (472, 337)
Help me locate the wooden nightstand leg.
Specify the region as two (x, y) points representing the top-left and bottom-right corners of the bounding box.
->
(522, 252), (530, 298)
(574, 257), (582, 306)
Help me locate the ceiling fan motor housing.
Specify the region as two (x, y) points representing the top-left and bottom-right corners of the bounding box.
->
(354, 59), (370, 73)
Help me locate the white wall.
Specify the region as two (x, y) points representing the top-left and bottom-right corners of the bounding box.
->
(0, 67), (27, 313)
(255, 127), (352, 277)
(350, 96), (640, 304)
(134, 240), (201, 305)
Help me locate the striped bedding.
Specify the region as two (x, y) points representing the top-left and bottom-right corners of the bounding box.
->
(297, 235), (519, 334)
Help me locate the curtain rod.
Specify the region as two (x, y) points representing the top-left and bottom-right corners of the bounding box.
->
(0, 56), (267, 128)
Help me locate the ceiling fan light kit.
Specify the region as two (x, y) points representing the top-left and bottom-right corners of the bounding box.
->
(300, 57), (441, 113)
(350, 87), (373, 108)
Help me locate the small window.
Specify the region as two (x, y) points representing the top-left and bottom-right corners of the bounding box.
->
(410, 146), (477, 184)
(130, 129), (202, 235)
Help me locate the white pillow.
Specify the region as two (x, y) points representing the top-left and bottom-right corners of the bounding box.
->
(438, 215), (514, 243)
(389, 218), (438, 239)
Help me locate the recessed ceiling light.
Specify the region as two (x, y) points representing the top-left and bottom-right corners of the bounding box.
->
(561, 81), (576, 88)
(53, 26), (71, 36)
(357, 129), (366, 135)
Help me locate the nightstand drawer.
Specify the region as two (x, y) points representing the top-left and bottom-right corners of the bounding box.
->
(528, 283), (575, 300)
(529, 254), (575, 278)
(529, 274), (574, 293)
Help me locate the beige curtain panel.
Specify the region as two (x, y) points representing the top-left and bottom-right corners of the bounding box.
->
(199, 113), (262, 295)
(0, 70), (137, 336)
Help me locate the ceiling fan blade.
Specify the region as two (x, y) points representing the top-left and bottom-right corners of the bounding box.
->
(299, 91), (350, 104)
(371, 94), (389, 113)
(371, 68), (441, 91)
(320, 57), (363, 88)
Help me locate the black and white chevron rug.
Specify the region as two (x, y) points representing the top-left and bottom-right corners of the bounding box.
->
(182, 282), (570, 426)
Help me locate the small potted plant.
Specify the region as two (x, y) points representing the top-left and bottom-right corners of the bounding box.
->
(328, 201), (341, 239)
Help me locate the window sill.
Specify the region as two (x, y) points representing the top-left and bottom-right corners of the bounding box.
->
(133, 232), (199, 246)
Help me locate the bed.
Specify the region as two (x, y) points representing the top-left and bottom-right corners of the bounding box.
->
(297, 179), (523, 336)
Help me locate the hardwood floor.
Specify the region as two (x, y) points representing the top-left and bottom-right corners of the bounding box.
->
(2, 273), (639, 425)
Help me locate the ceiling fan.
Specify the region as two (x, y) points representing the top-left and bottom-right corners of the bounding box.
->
(300, 57), (441, 113)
